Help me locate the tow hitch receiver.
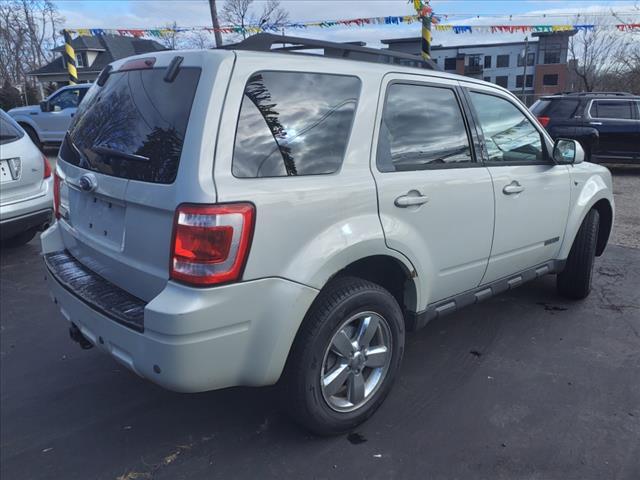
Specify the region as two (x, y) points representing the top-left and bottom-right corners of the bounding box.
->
(69, 323), (94, 350)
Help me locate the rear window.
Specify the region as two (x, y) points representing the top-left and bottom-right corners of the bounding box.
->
(60, 66), (201, 184)
(0, 114), (24, 145)
(232, 71), (361, 178)
(531, 98), (580, 119)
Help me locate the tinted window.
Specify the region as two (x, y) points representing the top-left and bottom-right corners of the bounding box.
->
(0, 113), (24, 145)
(469, 92), (544, 163)
(591, 100), (634, 120)
(444, 58), (457, 70)
(377, 84), (472, 172)
(61, 67), (201, 184)
(497, 55), (509, 68)
(531, 98), (580, 119)
(232, 72), (360, 178)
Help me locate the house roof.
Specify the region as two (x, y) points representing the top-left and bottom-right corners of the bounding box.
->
(30, 34), (166, 76)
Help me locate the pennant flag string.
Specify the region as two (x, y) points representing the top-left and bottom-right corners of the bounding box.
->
(65, 16), (640, 38)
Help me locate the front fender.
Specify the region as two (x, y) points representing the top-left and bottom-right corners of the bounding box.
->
(557, 168), (614, 260)
(12, 116), (40, 136)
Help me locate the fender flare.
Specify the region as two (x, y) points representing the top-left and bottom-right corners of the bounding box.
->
(557, 175), (613, 260)
(13, 117), (41, 141)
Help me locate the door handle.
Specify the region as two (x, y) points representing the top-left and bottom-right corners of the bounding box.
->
(503, 181), (524, 195)
(395, 193), (429, 207)
(589, 121), (602, 126)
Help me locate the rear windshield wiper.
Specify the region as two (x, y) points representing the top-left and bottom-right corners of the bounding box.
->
(91, 145), (150, 163)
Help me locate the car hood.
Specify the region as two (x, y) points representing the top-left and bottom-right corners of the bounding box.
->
(8, 105), (40, 116)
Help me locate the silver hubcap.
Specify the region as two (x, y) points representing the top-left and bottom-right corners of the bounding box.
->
(320, 311), (392, 412)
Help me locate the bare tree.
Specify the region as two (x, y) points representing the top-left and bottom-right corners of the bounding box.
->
(186, 30), (216, 49)
(221, 0), (288, 40)
(0, 0), (62, 93)
(160, 21), (183, 50)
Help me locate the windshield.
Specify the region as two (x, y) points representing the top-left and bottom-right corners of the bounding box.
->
(60, 66), (201, 183)
(0, 113), (25, 145)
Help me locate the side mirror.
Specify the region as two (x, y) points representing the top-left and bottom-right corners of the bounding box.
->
(553, 138), (584, 165)
(53, 105), (62, 112)
(39, 100), (49, 112)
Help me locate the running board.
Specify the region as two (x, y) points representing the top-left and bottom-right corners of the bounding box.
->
(406, 259), (566, 331)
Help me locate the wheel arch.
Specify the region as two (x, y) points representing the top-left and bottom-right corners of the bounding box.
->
(592, 198), (613, 256)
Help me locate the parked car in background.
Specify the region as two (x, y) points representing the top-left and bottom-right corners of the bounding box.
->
(1, 110), (53, 247)
(530, 92), (640, 164)
(41, 34), (614, 435)
(8, 84), (92, 149)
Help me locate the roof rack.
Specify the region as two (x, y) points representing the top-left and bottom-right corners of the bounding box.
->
(222, 33), (437, 70)
(553, 92), (634, 97)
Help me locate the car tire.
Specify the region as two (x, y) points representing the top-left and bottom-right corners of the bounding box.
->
(21, 125), (42, 151)
(283, 276), (405, 436)
(1, 228), (37, 248)
(557, 209), (600, 300)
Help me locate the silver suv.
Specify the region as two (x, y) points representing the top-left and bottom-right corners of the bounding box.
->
(41, 35), (614, 435)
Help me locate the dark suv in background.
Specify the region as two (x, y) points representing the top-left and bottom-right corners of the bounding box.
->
(531, 92), (640, 164)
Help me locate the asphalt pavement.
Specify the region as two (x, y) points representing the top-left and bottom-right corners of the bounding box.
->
(1, 163), (639, 480)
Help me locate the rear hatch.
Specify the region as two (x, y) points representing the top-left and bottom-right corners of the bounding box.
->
(55, 51), (233, 302)
(1, 115), (45, 205)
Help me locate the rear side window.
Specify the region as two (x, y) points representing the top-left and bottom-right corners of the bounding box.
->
(232, 71), (360, 178)
(531, 98), (580, 119)
(61, 66), (201, 184)
(0, 114), (24, 145)
(590, 100), (635, 120)
(377, 83), (472, 172)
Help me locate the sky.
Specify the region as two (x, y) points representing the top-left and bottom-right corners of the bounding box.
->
(54, 0), (640, 47)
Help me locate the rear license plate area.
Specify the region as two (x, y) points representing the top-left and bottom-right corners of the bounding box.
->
(69, 190), (126, 248)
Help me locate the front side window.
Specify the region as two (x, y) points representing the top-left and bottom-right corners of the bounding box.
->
(590, 100), (635, 120)
(50, 89), (82, 110)
(377, 83), (472, 172)
(469, 91), (544, 163)
(232, 71), (360, 178)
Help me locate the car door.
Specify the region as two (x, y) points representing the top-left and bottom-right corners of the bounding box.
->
(463, 84), (571, 284)
(372, 74), (495, 304)
(587, 99), (638, 161)
(38, 88), (84, 142)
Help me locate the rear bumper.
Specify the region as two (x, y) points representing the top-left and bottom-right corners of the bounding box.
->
(41, 223), (318, 392)
(0, 208), (52, 240)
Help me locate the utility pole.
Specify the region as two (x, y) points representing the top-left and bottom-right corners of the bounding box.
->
(208, 0), (223, 48)
(521, 36), (529, 102)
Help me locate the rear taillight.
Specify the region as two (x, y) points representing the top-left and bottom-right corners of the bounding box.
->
(537, 116), (551, 128)
(53, 173), (61, 219)
(42, 154), (51, 179)
(170, 203), (255, 286)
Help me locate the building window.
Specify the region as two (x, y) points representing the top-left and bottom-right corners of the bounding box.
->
(468, 55), (482, 67)
(517, 52), (535, 67)
(483, 76), (491, 83)
(543, 47), (561, 64)
(484, 55), (492, 68)
(444, 57), (457, 70)
(495, 76), (509, 88)
(516, 75), (534, 88)
(497, 55), (510, 68)
(75, 52), (85, 67)
(543, 74), (559, 86)
(432, 58), (438, 64)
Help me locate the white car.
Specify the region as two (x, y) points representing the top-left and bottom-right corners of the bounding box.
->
(1, 110), (53, 246)
(41, 35), (614, 435)
(8, 84), (91, 149)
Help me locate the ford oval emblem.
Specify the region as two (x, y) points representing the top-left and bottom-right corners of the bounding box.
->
(79, 173), (97, 192)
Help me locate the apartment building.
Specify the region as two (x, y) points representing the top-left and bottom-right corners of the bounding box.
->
(381, 31), (576, 104)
